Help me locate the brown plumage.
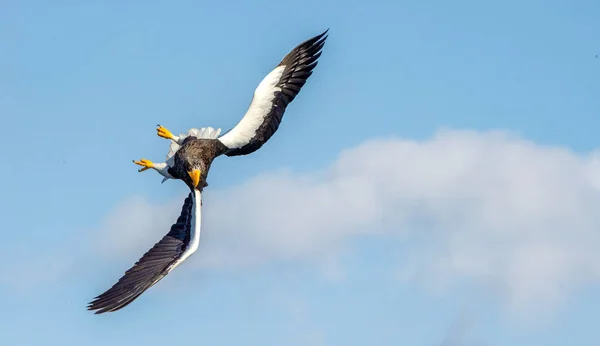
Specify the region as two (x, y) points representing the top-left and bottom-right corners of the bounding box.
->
(167, 137), (229, 190)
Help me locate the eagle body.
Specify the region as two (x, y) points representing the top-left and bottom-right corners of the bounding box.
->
(88, 29), (328, 314)
(168, 138), (229, 190)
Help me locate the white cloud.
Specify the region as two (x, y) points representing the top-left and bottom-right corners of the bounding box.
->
(93, 128), (600, 318)
(438, 311), (486, 346)
(269, 290), (328, 346)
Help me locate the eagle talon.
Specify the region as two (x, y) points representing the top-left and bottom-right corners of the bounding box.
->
(133, 159), (154, 172)
(156, 125), (174, 140)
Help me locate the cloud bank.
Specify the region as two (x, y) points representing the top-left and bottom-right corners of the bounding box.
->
(93, 129), (600, 317)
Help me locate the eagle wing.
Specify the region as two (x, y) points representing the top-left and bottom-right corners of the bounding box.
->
(217, 29), (328, 156)
(87, 190), (203, 314)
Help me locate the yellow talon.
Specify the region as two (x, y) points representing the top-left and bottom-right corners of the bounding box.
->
(133, 158), (154, 172)
(156, 124), (174, 140)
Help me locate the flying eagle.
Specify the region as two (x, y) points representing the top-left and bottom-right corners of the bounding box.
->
(87, 30), (328, 314)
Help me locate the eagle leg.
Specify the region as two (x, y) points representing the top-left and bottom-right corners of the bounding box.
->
(156, 124), (177, 141)
(132, 159), (174, 180)
(133, 158), (154, 172)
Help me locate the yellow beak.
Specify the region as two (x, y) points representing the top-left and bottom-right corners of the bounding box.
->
(188, 169), (201, 188)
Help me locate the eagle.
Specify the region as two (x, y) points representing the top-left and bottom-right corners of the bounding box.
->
(87, 30), (328, 314)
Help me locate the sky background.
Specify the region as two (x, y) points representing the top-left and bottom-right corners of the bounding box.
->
(1, 0), (600, 345)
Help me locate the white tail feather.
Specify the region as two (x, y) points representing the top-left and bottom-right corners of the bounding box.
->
(164, 127), (223, 168)
(187, 127), (222, 139)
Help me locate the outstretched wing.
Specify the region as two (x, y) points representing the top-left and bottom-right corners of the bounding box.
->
(87, 190), (203, 314)
(217, 29), (328, 156)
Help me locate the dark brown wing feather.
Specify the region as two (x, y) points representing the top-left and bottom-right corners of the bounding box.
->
(224, 29), (328, 156)
(87, 193), (194, 314)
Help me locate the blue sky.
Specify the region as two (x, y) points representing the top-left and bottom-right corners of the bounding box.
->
(1, 0), (600, 345)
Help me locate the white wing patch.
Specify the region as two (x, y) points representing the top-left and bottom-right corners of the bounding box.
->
(170, 190), (202, 271)
(218, 65), (286, 149)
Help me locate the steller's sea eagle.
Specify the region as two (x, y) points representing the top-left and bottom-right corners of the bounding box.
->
(87, 29), (328, 314)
